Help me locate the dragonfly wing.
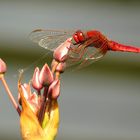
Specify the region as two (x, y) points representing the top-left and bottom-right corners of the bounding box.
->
(29, 29), (71, 43)
(64, 46), (96, 69)
(76, 41), (108, 69)
(29, 29), (73, 51)
(66, 40), (108, 69)
(75, 47), (105, 69)
(38, 35), (69, 51)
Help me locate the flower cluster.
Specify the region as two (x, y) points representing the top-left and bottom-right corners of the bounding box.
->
(18, 63), (60, 140)
(0, 38), (72, 140)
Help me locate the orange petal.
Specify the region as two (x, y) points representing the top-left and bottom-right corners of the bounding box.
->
(18, 80), (59, 140)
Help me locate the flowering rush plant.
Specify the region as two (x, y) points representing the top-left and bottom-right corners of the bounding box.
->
(0, 39), (71, 140)
(1, 28), (140, 140)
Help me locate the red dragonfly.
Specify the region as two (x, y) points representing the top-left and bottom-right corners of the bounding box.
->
(30, 29), (140, 68)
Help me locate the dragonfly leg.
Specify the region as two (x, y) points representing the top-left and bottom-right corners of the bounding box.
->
(91, 41), (108, 58)
(68, 44), (85, 54)
(69, 38), (101, 54)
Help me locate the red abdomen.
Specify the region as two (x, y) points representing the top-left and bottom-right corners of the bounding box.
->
(109, 41), (140, 53)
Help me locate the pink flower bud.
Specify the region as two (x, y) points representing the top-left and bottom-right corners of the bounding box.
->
(39, 64), (54, 86)
(32, 67), (43, 90)
(30, 92), (38, 106)
(48, 79), (60, 99)
(18, 83), (31, 104)
(23, 83), (31, 96)
(53, 38), (72, 62)
(0, 58), (7, 74)
(20, 84), (29, 100)
(55, 62), (66, 73)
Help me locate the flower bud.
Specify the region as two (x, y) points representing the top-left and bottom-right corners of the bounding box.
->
(55, 62), (66, 73)
(18, 83), (30, 104)
(30, 92), (38, 105)
(39, 64), (54, 86)
(32, 67), (43, 90)
(53, 38), (72, 62)
(48, 79), (60, 99)
(18, 65), (59, 140)
(0, 58), (7, 74)
(20, 84), (29, 100)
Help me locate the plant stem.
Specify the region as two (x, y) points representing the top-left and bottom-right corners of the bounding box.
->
(0, 75), (21, 115)
(55, 71), (60, 80)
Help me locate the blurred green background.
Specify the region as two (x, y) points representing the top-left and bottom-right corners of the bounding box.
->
(0, 0), (140, 139)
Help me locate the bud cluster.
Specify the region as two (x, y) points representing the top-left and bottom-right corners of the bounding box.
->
(0, 38), (72, 140)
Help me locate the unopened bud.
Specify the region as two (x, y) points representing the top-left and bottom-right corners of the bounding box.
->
(53, 38), (72, 62)
(0, 58), (7, 74)
(18, 83), (30, 104)
(32, 67), (43, 90)
(48, 79), (60, 99)
(20, 84), (29, 100)
(55, 62), (66, 73)
(39, 64), (54, 86)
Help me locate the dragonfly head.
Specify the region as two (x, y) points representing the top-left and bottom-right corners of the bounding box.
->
(72, 30), (86, 45)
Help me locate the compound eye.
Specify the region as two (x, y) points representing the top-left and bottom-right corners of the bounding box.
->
(76, 30), (85, 42)
(72, 33), (80, 45)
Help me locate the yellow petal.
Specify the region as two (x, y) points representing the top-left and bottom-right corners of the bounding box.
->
(18, 83), (59, 140)
(43, 100), (59, 139)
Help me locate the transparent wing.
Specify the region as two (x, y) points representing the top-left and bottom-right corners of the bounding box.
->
(66, 46), (105, 69)
(38, 35), (70, 51)
(76, 47), (106, 69)
(66, 39), (108, 69)
(76, 41), (108, 69)
(29, 29), (73, 51)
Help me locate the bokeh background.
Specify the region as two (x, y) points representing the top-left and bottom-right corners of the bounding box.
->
(0, 0), (140, 139)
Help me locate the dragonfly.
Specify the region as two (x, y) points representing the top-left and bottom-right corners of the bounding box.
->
(29, 29), (140, 68)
